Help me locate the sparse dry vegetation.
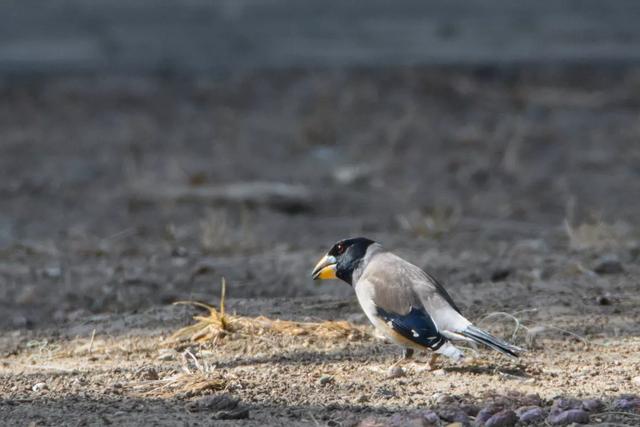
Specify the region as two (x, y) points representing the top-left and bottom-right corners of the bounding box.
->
(169, 279), (368, 345)
(564, 219), (636, 251)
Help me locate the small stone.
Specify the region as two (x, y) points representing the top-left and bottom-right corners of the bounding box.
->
(593, 256), (624, 275)
(376, 387), (396, 399)
(437, 407), (469, 424)
(521, 394), (542, 407)
(490, 268), (511, 282)
(632, 376), (640, 386)
(357, 394), (369, 403)
(387, 365), (405, 379)
(186, 393), (239, 413)
(551, 398), (580, 411)
(318, 375), (334, 385)
(157, 349), (177, 361)
(32, 382), (48, 392)
(476, 404), (502, 425)
(612, 397), (640, 413)
(333, 164), (374, 185)
(484, 409), (517, 427)
(547, 409), (589, 425)
(581, 399), (604, 412)
(460, 403), (479, 416)
(433, 393), (455, 405)
(417, 410), (440, 425)
(517, 406), (545, 423)
(43, 266), (62, 279)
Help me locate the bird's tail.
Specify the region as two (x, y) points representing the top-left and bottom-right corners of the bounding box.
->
(459, 325), (522, 358)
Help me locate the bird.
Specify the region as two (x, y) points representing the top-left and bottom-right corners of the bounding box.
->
(311, 237), (522, 373)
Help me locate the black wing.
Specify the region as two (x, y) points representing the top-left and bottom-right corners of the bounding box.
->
(376, 306), (447, 350)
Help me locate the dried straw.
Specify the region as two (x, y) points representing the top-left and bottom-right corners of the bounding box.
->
(168, 278), (367, 345)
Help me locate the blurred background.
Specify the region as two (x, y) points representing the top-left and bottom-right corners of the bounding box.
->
(1, 0), (639, 330)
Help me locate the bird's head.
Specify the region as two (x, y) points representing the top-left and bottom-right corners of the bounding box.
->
(311, 237), (375, 285)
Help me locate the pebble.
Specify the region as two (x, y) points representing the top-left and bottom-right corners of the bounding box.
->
(475, 404), (502, 425)
(551, 397), (581, 411)
(436, 407), (469, 425)
(517, 406), (545, 423)
(632, 376), (640, 386)
(157, 349), (177, 361)
(318, 375), (334, 385)
(490, 268), (511, 282)
(593, 256), (624, 275)
(376, 387), (397, 399)
(357, 394), (369, 403)
(484, 409), (517, 427)
(612, 396), (640, 413)
(521, 394), (542, 407)
(460, 403), (480, 416)
(333, 164), (373, 185)
(43, 266), (62, 279)
(547, 409), (590, 425)
(417, 410), (440, 424)
(433, 393), (455, 405)
(31, 382), (48, 392)
(581, 398), (604, 412)
(386, 365), (405, 379)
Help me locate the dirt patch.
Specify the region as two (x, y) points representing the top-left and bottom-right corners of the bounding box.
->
(1, 67), (640, 425)
(1, 298), (639, 426)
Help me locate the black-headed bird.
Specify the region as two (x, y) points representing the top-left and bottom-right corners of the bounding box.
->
(311, 237), (522, 371)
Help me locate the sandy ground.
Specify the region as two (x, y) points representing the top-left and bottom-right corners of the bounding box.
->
(1, 67), (640, 425)
(1, 295), (639, 426)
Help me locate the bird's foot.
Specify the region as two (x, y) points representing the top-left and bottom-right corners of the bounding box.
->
(426, 353), (441, 371)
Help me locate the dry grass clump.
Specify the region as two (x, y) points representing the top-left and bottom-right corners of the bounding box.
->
(131, 346), (225, 398)
(130, 373), (226, 398)
(168, 279), (367, 345)
(564, 219), (633, 250)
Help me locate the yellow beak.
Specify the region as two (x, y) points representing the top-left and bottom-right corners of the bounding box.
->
(311, 254), (337, 280)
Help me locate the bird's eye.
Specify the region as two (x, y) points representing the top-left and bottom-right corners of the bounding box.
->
(336, 244), (345, 254)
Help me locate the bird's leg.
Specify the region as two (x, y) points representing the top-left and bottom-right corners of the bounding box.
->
(403, 348), (414, 360)
(427, 353), (440, 371)
(387, 348), (413, 377)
